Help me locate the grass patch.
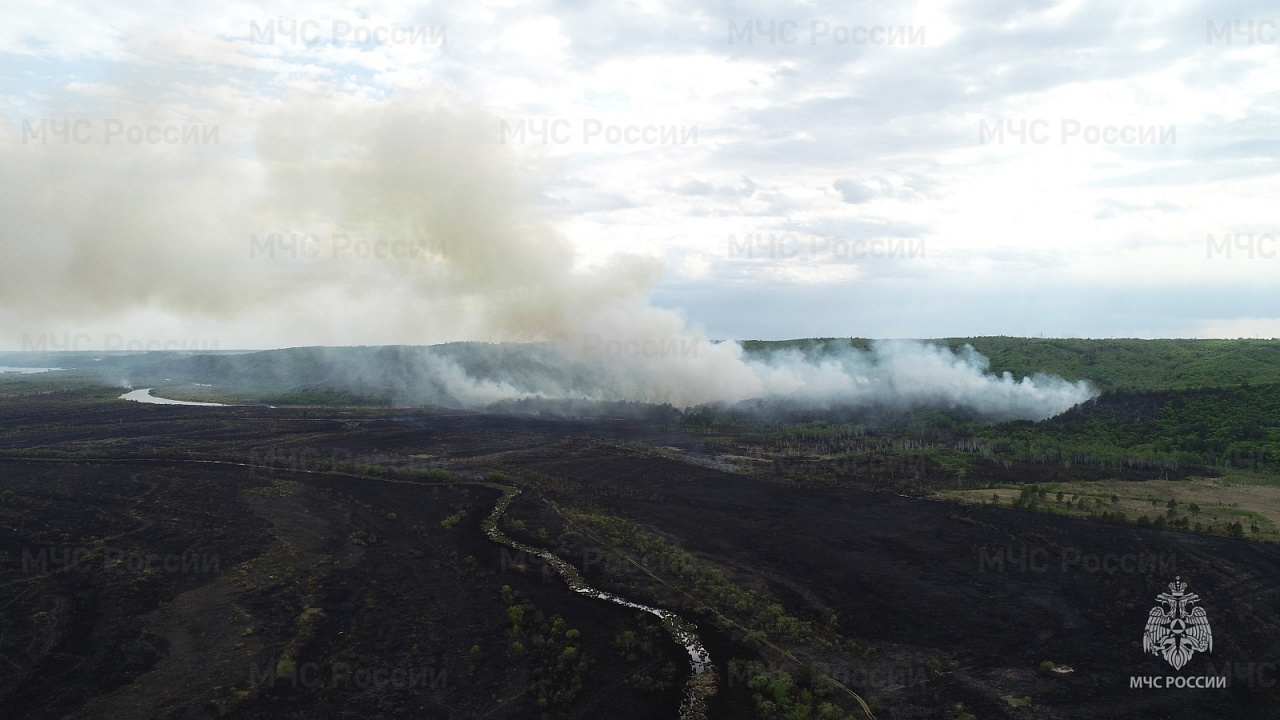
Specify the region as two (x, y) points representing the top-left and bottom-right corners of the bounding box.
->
(939, 475), (1280, 539)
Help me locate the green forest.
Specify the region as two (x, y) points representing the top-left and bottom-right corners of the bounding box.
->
(732, 338), (1280, 474)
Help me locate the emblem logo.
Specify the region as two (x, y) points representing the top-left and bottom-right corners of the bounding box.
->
(1143, 576), (1212, 670)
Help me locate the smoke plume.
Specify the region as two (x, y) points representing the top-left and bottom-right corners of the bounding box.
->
(1, 91), (1095, 420)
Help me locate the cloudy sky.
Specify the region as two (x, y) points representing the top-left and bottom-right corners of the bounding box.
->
(1, 0), (1278, 351)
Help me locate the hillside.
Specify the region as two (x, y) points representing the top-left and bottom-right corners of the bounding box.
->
(740, 337), (1280, 391)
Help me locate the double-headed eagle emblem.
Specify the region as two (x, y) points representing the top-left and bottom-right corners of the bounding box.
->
(1143, 576), (1212, 670)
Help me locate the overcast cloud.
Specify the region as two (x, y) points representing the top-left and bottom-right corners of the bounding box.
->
(1, 0), (1278, 351)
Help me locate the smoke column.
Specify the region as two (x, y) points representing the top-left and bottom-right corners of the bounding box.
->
(0, 91), (1095, 420)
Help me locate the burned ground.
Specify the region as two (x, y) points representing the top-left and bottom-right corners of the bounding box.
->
(0, 392), (1277, 719)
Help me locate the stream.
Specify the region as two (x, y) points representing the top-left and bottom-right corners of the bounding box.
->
(4, 450), (717, 719)
(482, 485), (717, 720)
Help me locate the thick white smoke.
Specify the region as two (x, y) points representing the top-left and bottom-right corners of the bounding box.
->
(736, 341), (1095, 420)
(404, 339), (1096, 420)
(0, 90), (1095, 420)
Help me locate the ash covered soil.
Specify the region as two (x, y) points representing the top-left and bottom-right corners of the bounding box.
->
(0, 392), (1277, 719)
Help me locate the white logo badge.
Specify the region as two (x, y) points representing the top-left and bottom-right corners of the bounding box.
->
(1143, 576), (1212, 670)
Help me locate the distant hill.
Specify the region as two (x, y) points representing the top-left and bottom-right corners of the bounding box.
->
(739, 337), (1280, 391)
(9, 337), (1280, 409)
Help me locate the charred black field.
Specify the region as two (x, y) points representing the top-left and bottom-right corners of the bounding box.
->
(2, 364), (1280, 719)
(8, 0), (1280, 709)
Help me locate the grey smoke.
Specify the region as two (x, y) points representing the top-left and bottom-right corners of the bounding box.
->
(156, 340), (1094, 421)
(2, 90), (1095, 421)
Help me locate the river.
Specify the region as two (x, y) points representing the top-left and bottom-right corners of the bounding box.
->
(119, 388), (228, 406)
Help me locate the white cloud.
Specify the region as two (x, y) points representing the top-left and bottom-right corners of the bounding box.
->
(1, 0), (1277, 347)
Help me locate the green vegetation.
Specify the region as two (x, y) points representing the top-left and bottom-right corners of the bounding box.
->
(692, 384), (1280, 479)
(0, 376), (124, 401)
(947, 337), (1280, 391)
(729, 660), (858, 720)
(690, 341), (1280, 541)
(945, 470), (1280, 540)
(733, 339), (1280, 475)
(741, 337), (1280, 391)
(498, 585), (592, 708)
(559, 506), (823, 646)
(439, 510), (466, 530)
(977, 383), (1280, 473)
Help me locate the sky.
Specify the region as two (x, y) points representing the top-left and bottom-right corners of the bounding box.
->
(1, 0), (1278, 352)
